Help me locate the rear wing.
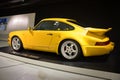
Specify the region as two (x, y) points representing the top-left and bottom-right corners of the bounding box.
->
(85, 27), (112, 36)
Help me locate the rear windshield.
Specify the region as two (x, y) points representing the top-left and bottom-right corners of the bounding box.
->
(67, 20), (82, 26)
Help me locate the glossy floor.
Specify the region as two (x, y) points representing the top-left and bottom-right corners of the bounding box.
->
(0, 40), (120, 80)
(1, 55), (106, 80)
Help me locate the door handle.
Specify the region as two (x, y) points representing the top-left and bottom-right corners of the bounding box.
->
(47, 33), (53, 35)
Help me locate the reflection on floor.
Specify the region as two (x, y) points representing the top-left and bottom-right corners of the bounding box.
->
(0, 41), (120, 80)
(1, 55), (106, 80)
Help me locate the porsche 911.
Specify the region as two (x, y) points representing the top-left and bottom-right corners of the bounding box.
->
(8, 18), (114, 60)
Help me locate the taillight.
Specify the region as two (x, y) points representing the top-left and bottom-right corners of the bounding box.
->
(95, 40), (110, 46)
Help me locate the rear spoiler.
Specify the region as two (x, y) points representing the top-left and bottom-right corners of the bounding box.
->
(85, 27), (112, 36)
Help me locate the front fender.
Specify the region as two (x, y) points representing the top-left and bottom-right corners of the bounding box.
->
(8, 31), (27, 47)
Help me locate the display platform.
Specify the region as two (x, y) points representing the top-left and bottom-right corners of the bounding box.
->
(0, 46), (120, 74)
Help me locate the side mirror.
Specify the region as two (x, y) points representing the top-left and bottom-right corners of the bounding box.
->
(28, 27), (33, 30)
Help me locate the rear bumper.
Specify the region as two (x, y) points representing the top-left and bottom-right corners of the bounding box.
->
(82, 42), (114, 56)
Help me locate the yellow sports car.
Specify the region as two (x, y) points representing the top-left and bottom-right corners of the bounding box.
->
(8, 18), (114, 60)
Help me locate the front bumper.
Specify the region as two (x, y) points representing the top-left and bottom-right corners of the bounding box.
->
(82, 42), (114, 57)
(8, 37), (11, 46)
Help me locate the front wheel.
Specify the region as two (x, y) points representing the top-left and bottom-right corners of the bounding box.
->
(60, 40), (82, 60)
(11, 36), (23, 51)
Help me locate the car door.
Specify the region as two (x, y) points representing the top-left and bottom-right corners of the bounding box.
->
(25, 21), (55, 50)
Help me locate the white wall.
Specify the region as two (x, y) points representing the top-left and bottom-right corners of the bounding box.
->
(0, 13), (36, 40)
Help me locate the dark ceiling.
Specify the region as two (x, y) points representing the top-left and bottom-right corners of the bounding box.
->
(0, 0), (117, 12)
(0, 0), (72, 9)
(0, 0), (75, 16)
(0, 0), (118, 20)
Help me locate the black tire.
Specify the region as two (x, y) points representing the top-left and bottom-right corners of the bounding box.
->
(59, 40), (82, 60)
(11, 36), (23, 51)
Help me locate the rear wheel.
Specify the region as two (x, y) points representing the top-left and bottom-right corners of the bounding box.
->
(11, 36), (23, 51)
(60, 40), (82, 60)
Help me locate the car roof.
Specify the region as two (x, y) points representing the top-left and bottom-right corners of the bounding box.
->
(41, 18), (76, 22)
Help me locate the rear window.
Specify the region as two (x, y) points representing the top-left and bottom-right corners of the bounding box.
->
(67, 20), (81, 26)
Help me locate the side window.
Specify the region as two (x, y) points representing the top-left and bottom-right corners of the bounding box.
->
(58, 22), (74, 31)
(34, 21), (74, 31)
(34, 21), (56, 30)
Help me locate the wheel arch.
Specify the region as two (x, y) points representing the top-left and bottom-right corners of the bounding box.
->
(58, 38), (82, 55)
(11, 35), (22, 42)
(11, 35), (24, 48)
(11, 35), (24, 51)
